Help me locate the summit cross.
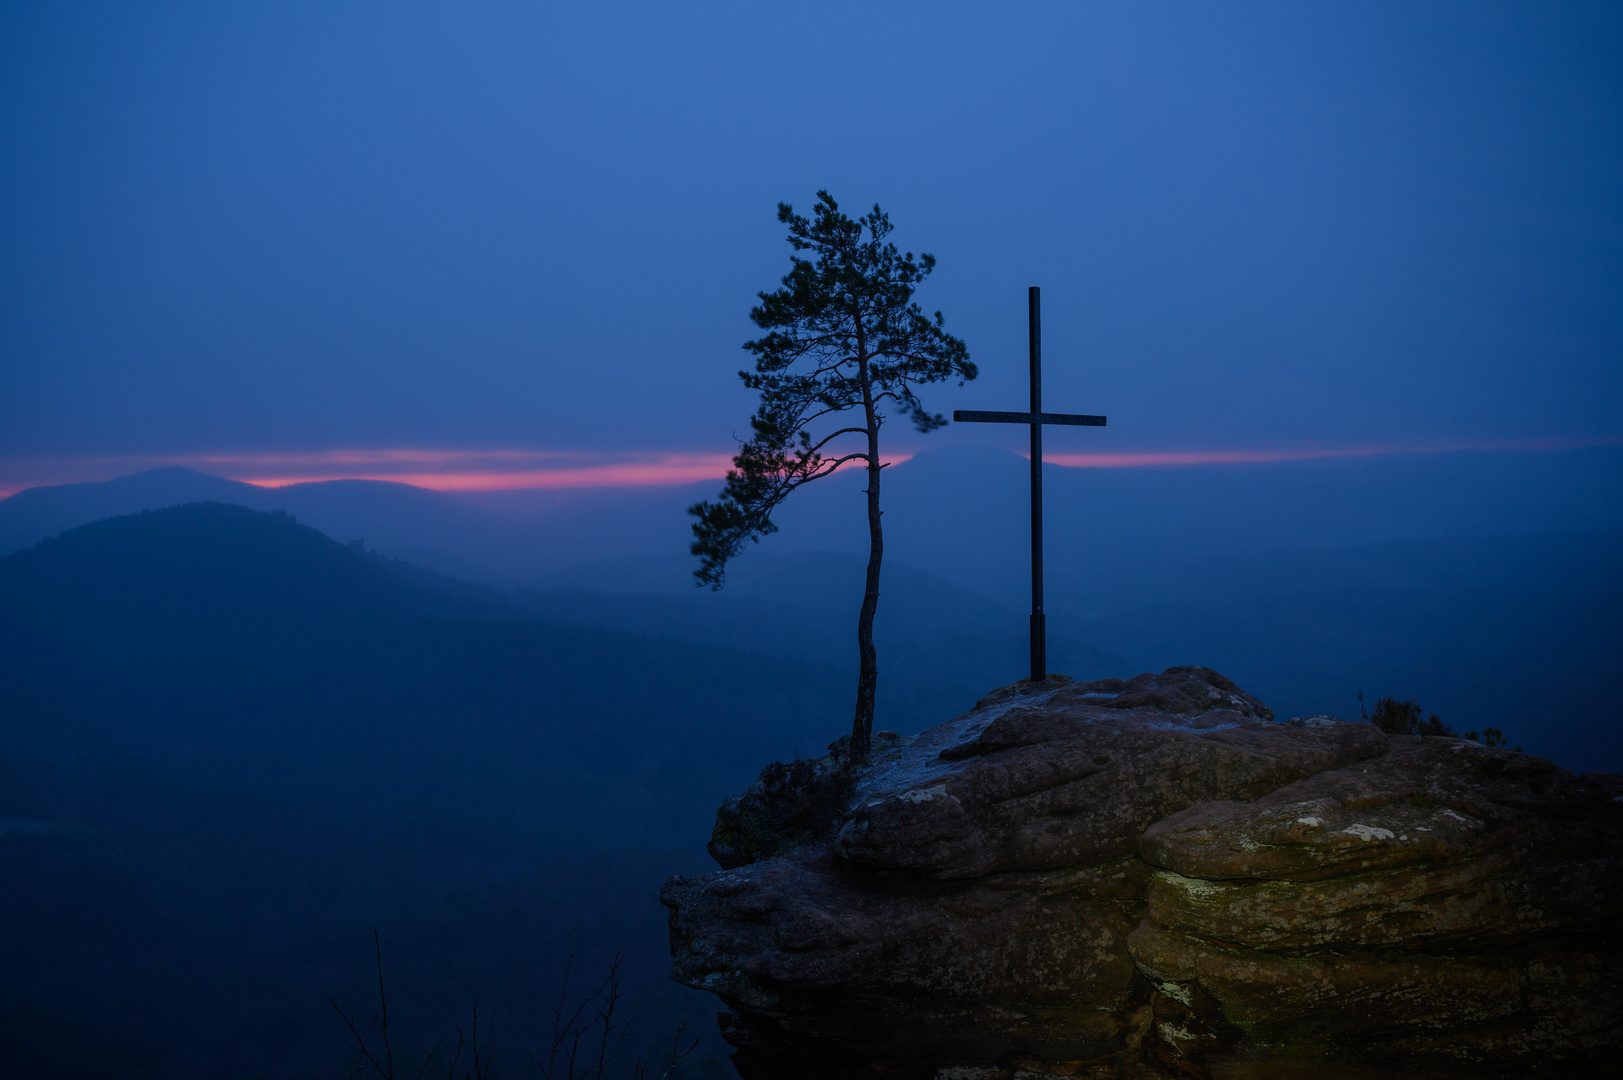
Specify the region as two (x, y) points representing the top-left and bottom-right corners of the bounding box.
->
(953, 286), (1107, 684)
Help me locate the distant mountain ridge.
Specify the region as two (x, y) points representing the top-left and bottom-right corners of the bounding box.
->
(0, 501), (860, 839)
(0, 467), (265, 550)
(0, 467), (545, 583)
(5, 444), (1622, 604)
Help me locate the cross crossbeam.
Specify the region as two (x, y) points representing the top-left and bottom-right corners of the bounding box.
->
(952, 286), (1107, 683)
(955, 410), (1106, 427)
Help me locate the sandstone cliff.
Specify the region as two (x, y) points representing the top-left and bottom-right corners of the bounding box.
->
(662, 667), (1623, 1079)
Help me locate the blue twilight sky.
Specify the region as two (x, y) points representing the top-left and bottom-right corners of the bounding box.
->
(1, 1), (1620, 489)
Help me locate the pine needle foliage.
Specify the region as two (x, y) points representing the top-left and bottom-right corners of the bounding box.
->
(689, 191), (975, 587)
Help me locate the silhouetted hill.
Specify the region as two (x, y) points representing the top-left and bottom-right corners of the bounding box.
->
(0, 467), (261, 554)
(2, 499), (501, 626)
(0, 502), (854, 836)
(0, 468), (542, 582)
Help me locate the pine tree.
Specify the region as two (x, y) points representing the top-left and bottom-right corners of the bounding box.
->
(690, 192), (975, 761)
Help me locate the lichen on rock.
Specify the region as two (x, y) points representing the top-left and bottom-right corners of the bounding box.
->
(663, 666), (1623, 1079)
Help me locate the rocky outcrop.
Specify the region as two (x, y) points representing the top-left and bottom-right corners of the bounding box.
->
(662, 667), (1623, 1078)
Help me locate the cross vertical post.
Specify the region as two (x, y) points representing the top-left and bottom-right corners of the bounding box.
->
(1028, 286), (1045, 683)
(952, 287), (1107, 685)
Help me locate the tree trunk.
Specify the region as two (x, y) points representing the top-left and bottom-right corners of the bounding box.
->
(850, 313), (882, 767)
(852, 434), (882, 764)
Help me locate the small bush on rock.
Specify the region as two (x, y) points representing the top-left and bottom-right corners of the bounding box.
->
(707, 739), (879, 870)
(1360, 692), (1453, 736)
(1360, 692), (1521, 750)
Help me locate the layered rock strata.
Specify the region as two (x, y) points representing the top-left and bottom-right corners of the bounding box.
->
(662, 667), (1623, 1078)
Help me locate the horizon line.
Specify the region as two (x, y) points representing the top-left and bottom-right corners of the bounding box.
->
(1042, 437), (1622, 469)
(1, 437), (1618, 500)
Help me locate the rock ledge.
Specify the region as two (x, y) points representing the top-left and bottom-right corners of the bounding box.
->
(663, 667), (1623, 1079)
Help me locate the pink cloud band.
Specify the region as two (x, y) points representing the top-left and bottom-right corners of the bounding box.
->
(242, 456), (738, 491)
(0, 438), (1617, 500)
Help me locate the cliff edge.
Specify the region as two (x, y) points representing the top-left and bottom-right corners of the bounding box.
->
(662, 667), (1623, 1079)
